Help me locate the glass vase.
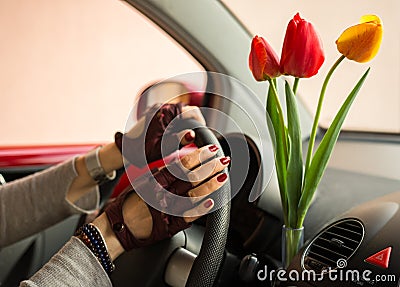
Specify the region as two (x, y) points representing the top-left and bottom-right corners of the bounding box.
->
(281, 225), (304, 269)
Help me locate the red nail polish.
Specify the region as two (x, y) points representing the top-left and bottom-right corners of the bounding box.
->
(209, 145), (219, 152)
(204, 199), (213, 208)
(217, 173), (227, 182)
(220, 157), (231, 165)
(184, 132), (194, 142)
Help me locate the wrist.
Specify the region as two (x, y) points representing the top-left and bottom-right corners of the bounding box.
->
(98, 142), (124, 173)
(92, 213), (125, 261)
(67, 142), (123, 203)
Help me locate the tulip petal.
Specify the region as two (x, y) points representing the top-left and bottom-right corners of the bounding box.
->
(249, 36), (280, 81)
(336, 15), (383, 63)
(360, 15), (381, 25)
(249, 37), (268, 81)
(280, 13), (325, 78)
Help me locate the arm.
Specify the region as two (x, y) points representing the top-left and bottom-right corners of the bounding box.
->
(21, 145), (229, 287)
(0, 142), (123, 248)
(19, 237), (112, 287)
(0, 104), (201, 247)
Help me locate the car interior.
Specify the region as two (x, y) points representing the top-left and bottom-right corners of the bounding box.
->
(1, 0), (399, 287)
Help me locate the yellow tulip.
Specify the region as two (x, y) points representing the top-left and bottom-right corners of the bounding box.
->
(336, 15), (382, 63)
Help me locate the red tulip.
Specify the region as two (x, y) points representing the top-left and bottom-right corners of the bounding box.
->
(249, 35), (280, 81)
(280, 13), (325, 78)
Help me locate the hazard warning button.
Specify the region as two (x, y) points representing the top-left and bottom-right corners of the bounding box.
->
(365, 247), (392, 269)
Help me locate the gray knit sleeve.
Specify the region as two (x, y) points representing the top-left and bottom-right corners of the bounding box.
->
(0, 159), (99, 247)
(20, 236), (112, 287)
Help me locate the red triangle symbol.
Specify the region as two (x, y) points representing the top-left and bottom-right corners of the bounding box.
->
(365, 247), (392, 269)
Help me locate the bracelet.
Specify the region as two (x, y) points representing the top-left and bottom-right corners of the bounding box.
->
(75, 223), (115, 275)
(85, 147), (116, 185)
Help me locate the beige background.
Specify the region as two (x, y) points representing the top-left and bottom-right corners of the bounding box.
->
(0, 0), (202, 145)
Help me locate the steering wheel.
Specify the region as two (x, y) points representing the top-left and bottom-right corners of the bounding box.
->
(183, 119), (231, 287)
(108, 119), (231, 287)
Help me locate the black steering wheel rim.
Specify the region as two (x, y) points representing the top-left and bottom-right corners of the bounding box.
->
(183, 119), (231, 287)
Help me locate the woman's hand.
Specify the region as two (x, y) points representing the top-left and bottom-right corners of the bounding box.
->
(123, 144), (228, 239)
(93, 144), (229, 260)
(115, 103), (206, 167)
(67, 103), (204, 204)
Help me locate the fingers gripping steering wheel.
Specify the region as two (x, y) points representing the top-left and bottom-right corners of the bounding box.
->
(107, 120), (231, 287)
(182, 119), (231, 287)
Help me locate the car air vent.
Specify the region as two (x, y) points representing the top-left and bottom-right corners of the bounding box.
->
(302, 219), (364, 273)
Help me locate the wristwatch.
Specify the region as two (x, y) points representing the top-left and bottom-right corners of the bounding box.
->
(85, 147), (116, 185)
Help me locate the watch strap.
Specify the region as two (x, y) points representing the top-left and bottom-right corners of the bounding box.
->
(85, 147), (116, 185)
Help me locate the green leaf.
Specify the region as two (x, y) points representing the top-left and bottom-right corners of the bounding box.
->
(297, 68), (370, 227)
(285, 81), (303, 228)
(266, 83), (289, 225)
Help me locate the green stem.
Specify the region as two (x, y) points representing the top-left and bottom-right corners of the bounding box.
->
(268, 79), (288, 164)
(266, 79), (289, 226)
(293, 77), (300, 95)
(266, 98), (288, 226)
(304, 55), (345, 171)
(283, 226), (304, 268)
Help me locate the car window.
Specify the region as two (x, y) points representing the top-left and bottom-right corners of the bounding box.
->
(222, 0), (400, 134)
(0, 1), (204, 145)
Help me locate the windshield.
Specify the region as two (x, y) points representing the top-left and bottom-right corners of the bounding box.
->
(222, 0), (400, 134)
(0, 1), (204, 145)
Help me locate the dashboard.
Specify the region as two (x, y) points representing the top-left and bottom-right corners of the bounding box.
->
(281, 191), (400, 287)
